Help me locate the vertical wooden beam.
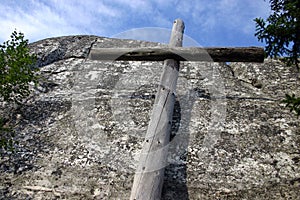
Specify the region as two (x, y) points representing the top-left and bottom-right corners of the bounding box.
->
(130, 19), (184, 200)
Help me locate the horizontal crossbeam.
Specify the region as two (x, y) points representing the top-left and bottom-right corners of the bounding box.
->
(89, 47), (264, 62)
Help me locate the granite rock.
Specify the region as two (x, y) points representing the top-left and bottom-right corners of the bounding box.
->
(0, 35), (299, 199)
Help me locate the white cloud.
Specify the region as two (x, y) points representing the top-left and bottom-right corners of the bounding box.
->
(0, 0), (123, 43)
(112, 27), (171, 43)
(176, 0), (270, 41)
(0, 1), (78, 43)
(152, 12), (172, 27)
(175, 1), (194, 15)
(112, 0), (153, 14)
(0, 0), (271, 46)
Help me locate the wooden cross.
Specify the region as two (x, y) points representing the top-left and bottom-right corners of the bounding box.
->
(89, 19), (264, 200)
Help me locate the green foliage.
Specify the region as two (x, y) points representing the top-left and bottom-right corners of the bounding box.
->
(282, 94), (300, 116)
(0, 30), (38, 103)
(255, 0), (300, 116)
(0, 31), (38, 152)
(254, 0), (300, 67)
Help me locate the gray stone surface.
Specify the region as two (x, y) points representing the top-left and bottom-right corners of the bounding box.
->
(0, 35), (299, 199)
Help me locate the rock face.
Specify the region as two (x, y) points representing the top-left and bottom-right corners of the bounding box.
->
(0, 35), (300, 199)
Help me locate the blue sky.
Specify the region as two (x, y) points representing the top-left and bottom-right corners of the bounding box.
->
(0, 0), (270, 47)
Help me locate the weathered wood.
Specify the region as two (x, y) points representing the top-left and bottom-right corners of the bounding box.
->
(130, 19), (184, 200)
(89, 47), (264, 62)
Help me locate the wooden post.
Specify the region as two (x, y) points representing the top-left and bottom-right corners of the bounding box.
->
(130, 19), (184, 200)
(89, 47), (265, 62)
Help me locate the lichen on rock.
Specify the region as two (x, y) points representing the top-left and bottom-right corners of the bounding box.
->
(0, 35), (299, 199)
